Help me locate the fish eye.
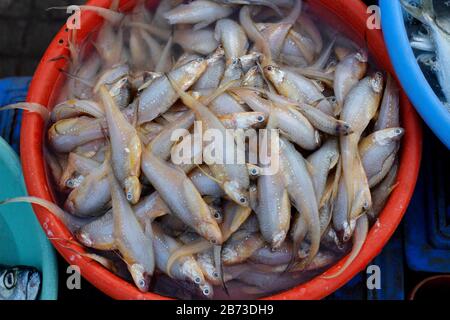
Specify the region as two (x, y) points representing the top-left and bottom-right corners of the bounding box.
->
(138, 279), (146, 288)
(194, 277), (201, 284)
(212, 272), (219, 279)
(266, 66), (273, 71)
(240, 197), (247, 204)
(214, 212), (221, 219)
(257, 116), (264, 122)
(202, 288), (210, 296)
(251, 169), (258, 176)
(66, 180), (74, 188)
(3, 271), (16, 290)
(210, 239), (217, 245)
(395, 129), (402, 135)
(126, 192), (133, 201)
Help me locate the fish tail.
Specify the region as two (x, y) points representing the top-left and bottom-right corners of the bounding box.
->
(0, 103), (50, 123)
(0, 196), (81, 233)
(58, 68), (94, 88)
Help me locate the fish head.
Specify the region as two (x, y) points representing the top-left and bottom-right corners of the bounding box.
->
(129, 264), (151, 293)
(229, 57), (243, 70)
(208, 45), (225, 63)
(181, 259), (206, 287)
(199, 220), (223, 245)
(355, 49), (368, 63)
(199, 282), (214, 299)
(210, 206), (223, 223)
(271, 230), (288, 249)
(263, 65), (285, 86)
(183, 58), (208, 80)
(375, 127), (405, 145)
(370, 72), (384, 94)
(223, 181), (250, 207)
(124, 176), (142, 205)
(353, 50), (368, 78)
(0, 267), (41, 300)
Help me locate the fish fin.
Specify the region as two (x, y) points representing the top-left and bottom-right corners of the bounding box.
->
(195, 164), (224, 186)
(387, 182), (400, 195)
(155, 36), (174, 73)
(0, 102), (50, 123)
(166, 73), (201, 111)
(305, 159), (316, 176)
(202, 79), (241, 106)
(283, 241), (300, 274)
(58, 68), (94, 88)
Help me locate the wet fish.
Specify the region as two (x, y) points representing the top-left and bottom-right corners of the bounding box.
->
(164, 0), (233, 30)
(137, 58), (207, 124)
(0, 266), (41, 300)
(100, 86), (142, 204)
(402, 0), (450, 104)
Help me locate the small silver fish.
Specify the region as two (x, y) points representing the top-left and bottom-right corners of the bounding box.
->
(0, 266), (41, 300)
(164, 0), (233, 30)
(402, 0), (450, 104)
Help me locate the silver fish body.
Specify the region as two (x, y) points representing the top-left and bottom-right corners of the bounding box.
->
(0, 266), (41, 300)
(360, 128), (404, 188)
(164, 0), (233, 30)
(174, 28), (220, 55)
(137, 58), (207, 124)
(215, 19), (249, 62)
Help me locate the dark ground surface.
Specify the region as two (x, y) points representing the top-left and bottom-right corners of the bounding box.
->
(0, 0), (84, 77)
(0, 0), (380, 301)
(0, 0), (378, 78)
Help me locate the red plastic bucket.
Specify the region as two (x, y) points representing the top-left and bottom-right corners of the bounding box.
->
(20, 0), (422, 300)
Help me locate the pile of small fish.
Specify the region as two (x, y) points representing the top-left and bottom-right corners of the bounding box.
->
(4, 0), (403, 299)
(402, 0), (450, 108)
(0, 266), (41, 300)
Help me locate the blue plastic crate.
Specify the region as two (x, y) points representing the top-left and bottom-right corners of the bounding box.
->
(0, 77), (32, 154)
(404, 129), (450, 273)
(426, 136), (450, 248)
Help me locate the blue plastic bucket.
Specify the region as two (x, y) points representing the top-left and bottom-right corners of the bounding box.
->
(380, 0), (450, 149)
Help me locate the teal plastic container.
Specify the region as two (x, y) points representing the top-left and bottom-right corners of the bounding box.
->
(0, 136), (58, 300)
